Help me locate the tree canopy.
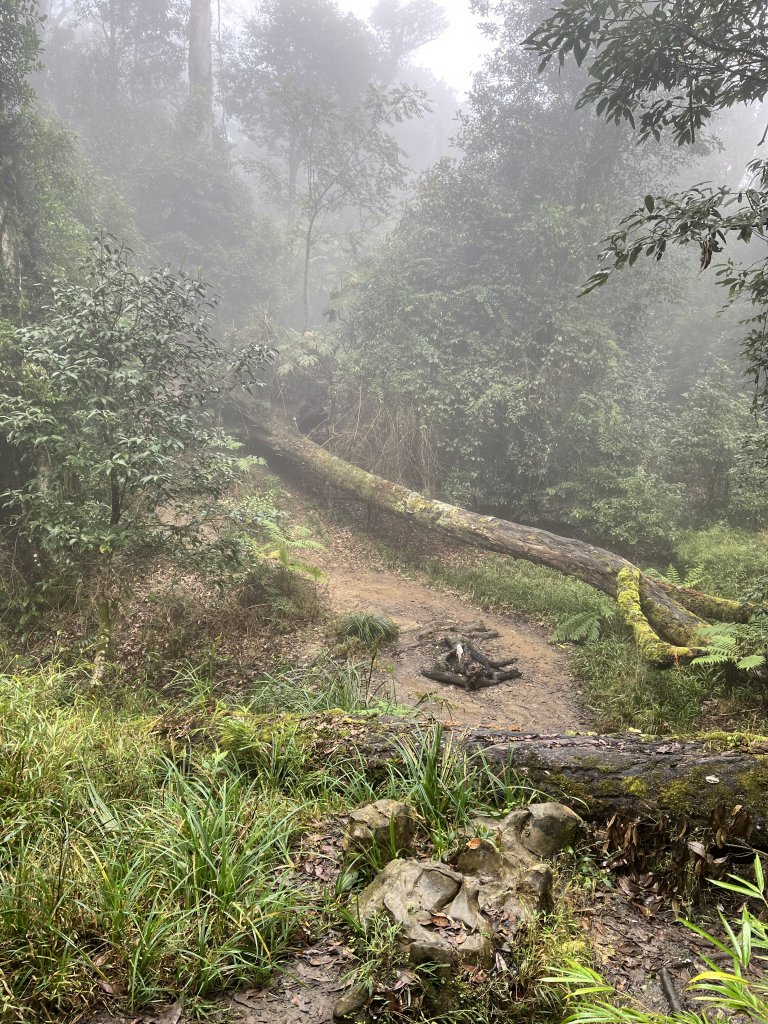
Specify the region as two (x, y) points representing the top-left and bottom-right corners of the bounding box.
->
(524, 0), (768, 449)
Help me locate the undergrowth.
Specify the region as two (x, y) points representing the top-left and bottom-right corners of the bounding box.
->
(0, 660), (560, 1022)
(572, 636), (709, 732)
(550, 860), (768, 1024)
(335, 610), (400, 648)
(0, 666), (304, 1018)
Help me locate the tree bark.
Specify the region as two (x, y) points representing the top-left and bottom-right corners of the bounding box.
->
(188, 0), (213, 147)
(255, 420), (756, 665)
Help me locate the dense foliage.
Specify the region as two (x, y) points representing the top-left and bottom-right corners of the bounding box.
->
(1, 4), (768, 1024)
(329, 0), (767, 556)
(525, 0), (768, 457)
(0, 238), (270, 626)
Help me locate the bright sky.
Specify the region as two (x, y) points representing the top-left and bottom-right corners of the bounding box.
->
(336, 0), (492, 96)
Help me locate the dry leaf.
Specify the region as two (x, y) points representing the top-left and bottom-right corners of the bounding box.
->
(430, 914), (451, 928)
(146, 1000), (182, 1024)
(392, 970), (417, 991)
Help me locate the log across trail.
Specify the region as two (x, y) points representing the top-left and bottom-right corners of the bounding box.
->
(256, 420), (755, 665)
(342, 722), (768, 843)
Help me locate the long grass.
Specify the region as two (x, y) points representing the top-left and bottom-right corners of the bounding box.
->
(0, 666), (309, 1019)
(245, 656), (391, 715)
(0, 657), (638, 1024)
(374, 544), (615, 630)
(0, 661), (546, 1019)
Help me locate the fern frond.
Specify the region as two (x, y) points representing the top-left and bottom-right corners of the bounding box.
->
(551, 611), (603, 644)
(646, 563), (705, 589)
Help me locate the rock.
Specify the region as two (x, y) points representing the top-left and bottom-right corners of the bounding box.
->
(351, 802), (584, 975)
(333, 981), (369, 1020)
(443, 882), (487, 933)
(520, 802), (585, 858)
(356, 860), (494, 969)
(472, 802), (584, 860)
(343, 800), (420, 859)
(516, 865), (554, 910)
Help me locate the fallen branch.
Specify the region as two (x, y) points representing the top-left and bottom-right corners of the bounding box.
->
(315, 718), (768, 843)
(255, 420), (760, 665)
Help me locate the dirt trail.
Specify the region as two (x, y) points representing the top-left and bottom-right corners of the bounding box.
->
(287, 481), (587, 733)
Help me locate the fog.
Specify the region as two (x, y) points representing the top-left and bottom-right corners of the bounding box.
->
(4, 0), (768, 553)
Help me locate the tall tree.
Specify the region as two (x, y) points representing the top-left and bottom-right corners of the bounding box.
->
(188, 0), (213, 147)
(42, 0), (187, 172)
(222, 0), (424, 330)
(370, 0), (448, 81)
(0, 0), (43, 305)
(280, 84), (425, 333)
(221, 0), (379, 196)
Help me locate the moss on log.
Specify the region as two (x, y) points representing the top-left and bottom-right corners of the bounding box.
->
(459, 729), (768, 843)
(309, 716), (768, 843)
(617, 567), (697, 662)
(256, 420), (756, 665)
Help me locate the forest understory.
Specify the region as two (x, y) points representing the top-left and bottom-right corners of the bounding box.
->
(4, 0), (768, 1021)
(1, 464), (765, 1024)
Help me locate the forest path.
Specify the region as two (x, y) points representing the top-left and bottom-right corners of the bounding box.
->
(279, 471), (587, 733)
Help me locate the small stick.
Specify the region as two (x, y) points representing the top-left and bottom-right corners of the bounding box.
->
(659, 967), (682, 1015)
(421, 668), (477, 691)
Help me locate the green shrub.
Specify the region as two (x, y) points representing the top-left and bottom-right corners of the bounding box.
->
(672, 526), (768, 599)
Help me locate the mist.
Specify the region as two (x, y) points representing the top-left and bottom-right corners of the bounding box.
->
(1, 5), (768, 1017)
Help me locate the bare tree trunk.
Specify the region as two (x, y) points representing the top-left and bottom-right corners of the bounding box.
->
(255, 420), (756, 664)
(302, 216), (316, 335)
(189, 0), (213, 147)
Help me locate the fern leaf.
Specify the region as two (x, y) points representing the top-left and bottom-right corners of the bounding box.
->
(551, 611), (602, 644)
(692, 653), (733, 666)
(737, 654), (766, 670)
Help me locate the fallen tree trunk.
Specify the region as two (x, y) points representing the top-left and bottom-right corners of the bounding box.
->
(255, 420), (756, 665)
(461, 729), (768, 840)
(318, 719), (768, 842)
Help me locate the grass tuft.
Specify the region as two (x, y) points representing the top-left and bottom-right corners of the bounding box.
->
(335, 610), (400, 648)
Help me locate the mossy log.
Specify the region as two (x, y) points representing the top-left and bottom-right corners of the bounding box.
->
(256, 421), (755, 665)
(332, 719), (768, 843)
(460, 729), (768, 841)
